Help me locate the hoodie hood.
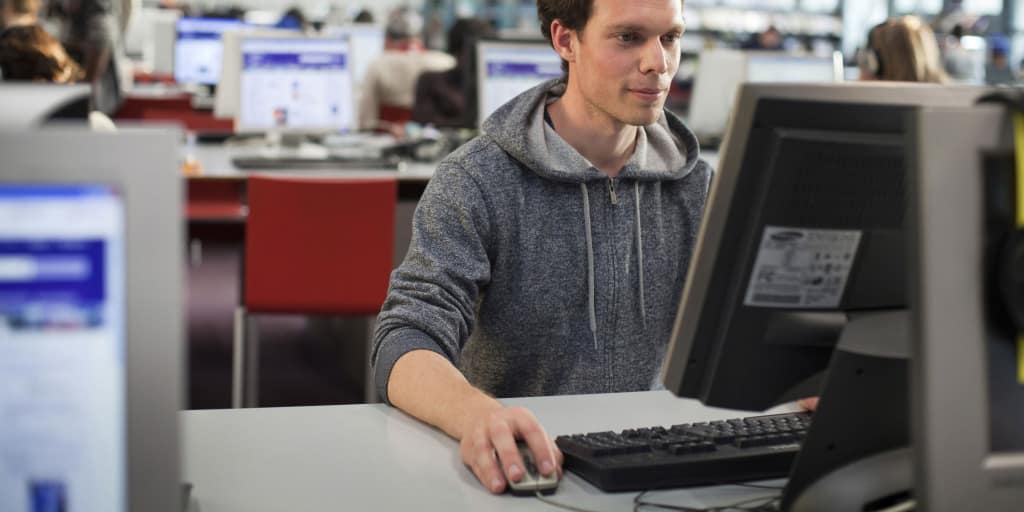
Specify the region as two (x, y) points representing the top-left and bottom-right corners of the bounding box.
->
(482, 79), (701, 183)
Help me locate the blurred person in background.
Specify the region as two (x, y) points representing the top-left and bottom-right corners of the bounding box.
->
(741, 24), (784, 51)
(353, 9), (374, 24)
(412, 17), (495, 129)
(0, 24), (82, 81)
(50, 0), (127, 113)
(985, 36), (1014, 86)
(1, 0), (39, 28)
(858, 16), (948, 83)
(276, 6), (310, 33)
(357, 7), (455, 133)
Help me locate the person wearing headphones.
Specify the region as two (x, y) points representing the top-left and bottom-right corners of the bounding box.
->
(858, 15), (948, 84)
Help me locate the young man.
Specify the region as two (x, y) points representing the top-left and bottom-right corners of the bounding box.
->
(372, 0), (711, 493)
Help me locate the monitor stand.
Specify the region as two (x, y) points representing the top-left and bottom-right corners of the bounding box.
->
(781, 310), (913, 512)
(257, 130), (328, 160)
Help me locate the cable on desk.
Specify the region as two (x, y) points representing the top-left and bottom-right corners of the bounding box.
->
(533, 491), (618, 512)
(633, 490), (782, 512)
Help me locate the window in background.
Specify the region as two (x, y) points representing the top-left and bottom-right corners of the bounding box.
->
(842, 0), (888, 59)
(894, 0), (943, 15)
(801, 0), (840, 14)
(962, 0), (1003, 16)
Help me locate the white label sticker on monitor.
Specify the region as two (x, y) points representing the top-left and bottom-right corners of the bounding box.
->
(743, 227), (861, 309)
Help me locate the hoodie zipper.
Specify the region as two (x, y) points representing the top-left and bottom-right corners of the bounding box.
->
(607, 178), (619, 205)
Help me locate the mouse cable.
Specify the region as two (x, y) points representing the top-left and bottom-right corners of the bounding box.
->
(532, 491), (622, 512)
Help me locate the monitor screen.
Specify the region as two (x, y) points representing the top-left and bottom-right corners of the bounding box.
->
(688, 50), (839, 142)
(476, 41), (562, 125)
(237, 38), (355, 133)
(0, 185), (126, 512)
(174, 17), (244, 85)
(745, 53), (839, 83)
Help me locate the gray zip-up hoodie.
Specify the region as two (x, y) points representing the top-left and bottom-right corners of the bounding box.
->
(372, 79), (713, 402)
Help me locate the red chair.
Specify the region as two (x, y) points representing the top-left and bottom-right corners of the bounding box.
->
(233, 175), (397, 407)
(377, 104), (414, 133)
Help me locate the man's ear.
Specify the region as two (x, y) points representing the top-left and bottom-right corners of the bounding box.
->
(549, 19), (576, 66)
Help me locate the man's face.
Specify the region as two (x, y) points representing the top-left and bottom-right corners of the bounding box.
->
(569, 0), (684, 126)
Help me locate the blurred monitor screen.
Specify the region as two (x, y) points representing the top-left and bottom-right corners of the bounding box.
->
(688, 50), (840, 143)
(174, 17), (244, 85)
(476, 41), (562, 126)
(323, 24), (385, 86)
(236, 38), (355, 133)
(0, 185), (126, 512)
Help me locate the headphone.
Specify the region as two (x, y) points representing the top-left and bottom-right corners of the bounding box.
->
(857, 24), (885, 78)
(857, 47), (883, 78)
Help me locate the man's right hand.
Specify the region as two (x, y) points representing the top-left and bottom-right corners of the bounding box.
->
(386, 351), (564, 494)
(459, 406), (563, 494)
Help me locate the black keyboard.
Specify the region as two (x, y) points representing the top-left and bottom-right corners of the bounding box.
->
(556, 411), (810, 492)
(231, 156), (400, 171)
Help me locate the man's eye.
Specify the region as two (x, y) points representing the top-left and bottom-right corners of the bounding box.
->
(662, 33), (681, 43)
(617, 33), (639, 43)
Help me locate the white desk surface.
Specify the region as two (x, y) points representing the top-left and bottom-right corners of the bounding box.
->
(183, 390), (793, 511)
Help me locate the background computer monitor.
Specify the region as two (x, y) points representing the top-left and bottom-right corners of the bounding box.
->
(174, 17), (245, 85)
(214, 28), (299, 119)
(687, 49), (843, 144)
(475, 40), (562, 127)
(0, 127), (183, 512)
(148, 10), (181, 77)
(910, 104), (1024, 511)
(661, 82), (987, 510)
(235, 37), (356, 134)
(322, 24), (385, 87)
(0, 84), (91, 128)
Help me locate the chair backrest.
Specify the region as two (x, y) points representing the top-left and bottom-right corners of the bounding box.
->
(244, 175), (397, 315)
(378, 104), (414, 127)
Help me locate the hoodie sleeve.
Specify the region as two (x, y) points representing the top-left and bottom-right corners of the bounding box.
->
(372, 158), (494, 404)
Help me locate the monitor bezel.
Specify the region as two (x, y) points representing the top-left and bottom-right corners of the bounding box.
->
(910, 104), (1024, 510)
(0, 127), (183, 512)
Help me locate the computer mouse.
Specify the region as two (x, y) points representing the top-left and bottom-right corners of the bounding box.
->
(508, 441), (560, 496)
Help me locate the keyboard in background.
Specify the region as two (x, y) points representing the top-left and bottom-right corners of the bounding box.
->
(231, 156), (400, 171)
(556, 411), (810, 492)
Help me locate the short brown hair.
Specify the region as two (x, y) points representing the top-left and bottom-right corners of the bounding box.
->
(537, 0), (594, 73)
(867, 16), (948, 84)
(0, 25), (83, 82)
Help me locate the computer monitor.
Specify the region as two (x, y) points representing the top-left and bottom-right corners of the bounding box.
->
(0, 127), (182, 512)
(687, 49), (843, 145)
(214, 28), (299, 119)
(235, 37), (356, 134)
(174, 17), (245, 85)
(661, 82), (988, 510)
(322, 24), (385, 86)
(910, 103), (1024, 511)
(149, 10), (181, 76)
(475, 40), (562, 127)
(0, 84), (91, 128)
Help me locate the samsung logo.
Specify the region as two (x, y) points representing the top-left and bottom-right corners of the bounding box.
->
(770, 231), (804, 242)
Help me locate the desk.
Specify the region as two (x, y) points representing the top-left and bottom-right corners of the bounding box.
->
(184, 390), (794, 511)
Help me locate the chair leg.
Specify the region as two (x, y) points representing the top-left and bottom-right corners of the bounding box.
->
(244, 316), (260, 408)
(232, 306), (246, 408)
(364, 316), (379, 404)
